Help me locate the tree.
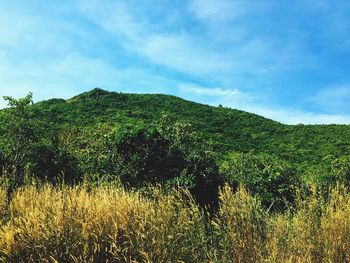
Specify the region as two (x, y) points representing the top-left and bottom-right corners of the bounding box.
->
(220, 152), (300, 211)
(0, 93), (37, 173)
(102, 121), (222, 207)
(308, 154), (350, 193)
(0, 93), (81, 184)
(106, 125), (184, 186)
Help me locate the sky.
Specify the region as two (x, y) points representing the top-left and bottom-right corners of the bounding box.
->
(0, 0), (350, 124)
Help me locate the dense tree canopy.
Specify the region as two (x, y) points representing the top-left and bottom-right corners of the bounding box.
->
(220, 153), (300, 211)
(0, 94), (81, 186)
(29, 88), (350, 167)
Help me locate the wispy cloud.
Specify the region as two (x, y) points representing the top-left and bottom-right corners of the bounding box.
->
(77, 0), (311, 81)
(188, 0), (250, 22)
(142, 34), (234, 75)
(0, 11), (85, 54)
(0, 0), (349, 124)
(0, 52), (180, 105)
(242, 105), (350, 125)
(77, 0), (143, 42)
(311, 86), (350, 113)
(78, 0), (235, 76)
(177, 83), (254, 107)
(178, 83), (350, 124)
(179, 84), (245, 97)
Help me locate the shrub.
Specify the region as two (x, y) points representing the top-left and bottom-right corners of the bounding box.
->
(104, 124), (222, 206)
(220, 152), (299, 211)
(309, 155), (350, 192)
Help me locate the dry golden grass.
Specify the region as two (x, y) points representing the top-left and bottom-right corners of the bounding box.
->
(266, 186), (324, 262)
(266, 185), (350, 263)
(1, 183), (350, 262)
(0, 186), (6, 219)
(210, 186), (266, 262)
(0, 183), (208, 262)
(319, 186), (350, 262)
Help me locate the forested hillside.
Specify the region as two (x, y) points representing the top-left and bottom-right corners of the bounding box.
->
(2, 88), (350, 200)
(30, 88), (350, 166)
(1, 89), (350, 261)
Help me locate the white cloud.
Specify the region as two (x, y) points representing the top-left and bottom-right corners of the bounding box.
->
(142, 34), (233, 75)
(78, 0), (142, 41)
(242, 105), (350, 125)
(78, 1), (232, 76)
(0, 12), (83, 54)
(188, 0), (249, 22)
(0, 14), (35, 46)
(178, 83), (350, 124)
(311, 86), (350, 113)
(0, 52), (179, 106)
(178, 84), (254, 106)
(77, 0), (316, 81)
(179, 84), (242, 97)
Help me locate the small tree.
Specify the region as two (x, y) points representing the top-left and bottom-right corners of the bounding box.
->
(220, 152), (299, 211)
(103, 121), (222, 207)
(309, 154), (350, 193)
(0, 93), (37, 173)
(106, 125), (184, 186)
(0, 93), (81, 184)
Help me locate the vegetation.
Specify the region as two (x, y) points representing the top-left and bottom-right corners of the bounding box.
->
(1, 182), (350, 262)
(220, 152), (300, 211)
(29, 88), (350, 166)
(1, 89), (350, 262)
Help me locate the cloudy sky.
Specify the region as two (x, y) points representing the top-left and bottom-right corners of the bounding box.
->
(0, 0), (350, 124)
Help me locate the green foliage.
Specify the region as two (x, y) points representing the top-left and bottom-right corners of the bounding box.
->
(0, 93), (37, 170)
(28, 88), (350, 169)
(107, 125), (182, 186)
(220, 152), (299, 211)
(29, 139), (82, 183)
(53, 125), (115, 179)
(1, 90), (350, 260)
(103, 122), (222, 206)
(0, 94), (81, 185)
(1, 89), (350, 210)
(307, 155), (350, 192)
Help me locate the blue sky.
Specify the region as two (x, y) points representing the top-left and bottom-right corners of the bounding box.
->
(0, 0), (350, 124)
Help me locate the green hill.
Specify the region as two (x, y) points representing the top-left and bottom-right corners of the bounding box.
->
(28, 88), (350, 166)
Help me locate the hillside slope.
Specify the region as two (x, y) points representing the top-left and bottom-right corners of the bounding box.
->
(29, 88), (350, 165)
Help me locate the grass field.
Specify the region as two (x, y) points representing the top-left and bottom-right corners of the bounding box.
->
(1, 182), (350, 262)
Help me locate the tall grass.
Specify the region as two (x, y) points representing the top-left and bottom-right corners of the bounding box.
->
(0, 183), (208, 262)
(210, 186), (266, 262)
(266, 185), (350, 262)
(1, 182), (350, 262)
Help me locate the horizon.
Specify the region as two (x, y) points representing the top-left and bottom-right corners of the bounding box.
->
(1, 0), (350, 124)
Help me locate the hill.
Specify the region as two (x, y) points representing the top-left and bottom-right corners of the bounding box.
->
(27, 88), (350, 166)
(1, 88), (350, 261)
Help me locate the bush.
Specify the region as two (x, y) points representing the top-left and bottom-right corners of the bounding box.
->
(0, 150), (6, 174)
(103, 124), (222, 206)
(0, 94), (82, 185)
(29, 140), (82, 184)
(106, 126), (184, 186)
(309, 155), (350, 192)
(220, 152), (300, 211)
